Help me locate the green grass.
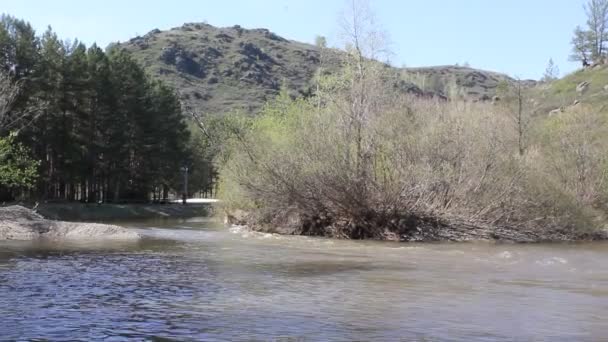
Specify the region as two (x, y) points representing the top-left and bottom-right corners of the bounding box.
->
(530, 65), (608, 116)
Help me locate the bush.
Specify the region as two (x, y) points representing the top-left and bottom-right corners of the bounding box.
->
(217, 58), (607, 241)
(0, 132), (39, 200)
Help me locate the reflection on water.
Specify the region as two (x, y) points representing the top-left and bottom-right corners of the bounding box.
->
(0, 218), (607, 341)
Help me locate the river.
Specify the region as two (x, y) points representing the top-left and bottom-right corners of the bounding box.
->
(0, 218), (607, 341)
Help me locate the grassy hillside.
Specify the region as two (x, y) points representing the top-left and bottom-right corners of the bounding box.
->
(120, 23), (522, 115)
(530, 65), (608, 116)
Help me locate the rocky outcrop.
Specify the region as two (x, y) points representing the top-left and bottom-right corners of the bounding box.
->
(394, 80), (447, 101)
(548, 107), (564, 117)
(576, 81), (590, 94)
(160, 44), (205, 78)
(0, 206), (140, 241)
(120, 24), (518, 116)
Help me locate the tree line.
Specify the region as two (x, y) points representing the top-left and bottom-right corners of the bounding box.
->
(0, 15), (191, 203)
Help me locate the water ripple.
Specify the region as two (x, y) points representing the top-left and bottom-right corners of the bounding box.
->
(0, 226), (607, 341)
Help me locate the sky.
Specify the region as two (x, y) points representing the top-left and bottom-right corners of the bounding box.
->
(2, 0), (589, 80)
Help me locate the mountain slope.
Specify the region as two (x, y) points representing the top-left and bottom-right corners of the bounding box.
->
(529, 65), (608, 116)
(120, 23), (523, 115)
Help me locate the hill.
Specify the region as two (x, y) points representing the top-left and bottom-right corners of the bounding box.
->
(120, 23), (524, 115)
(529, 65), (608, 116)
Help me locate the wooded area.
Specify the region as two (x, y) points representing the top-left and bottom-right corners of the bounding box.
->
(0, 15), (192, 202)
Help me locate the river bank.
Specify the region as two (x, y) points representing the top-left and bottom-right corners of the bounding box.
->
(0, 206), (140, 240)
(30, 201), (213, 221)
(225, 210), (608, 243)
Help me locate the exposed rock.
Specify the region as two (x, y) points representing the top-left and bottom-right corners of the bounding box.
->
(158, 68), (175, 75)
(576, 81), (590, 94)
(491, 95), (500, 104)
(175, 54), (204, 77)
(604, 84), (608, 92)
(160, 45), (179, 64)
(395, 80), (422, 95)
(160, 44), (205, 77)
(239, 42), (273, 63)
(202, 47), (223, 60)
(462, 70), (489, 87)
(479, 94), (491, 102)
(215, 33), (234, 43)
(120, 23), (519, 116)
(548, 107), (564, 117)
(0, 206), (140, 241)
(394, 80), (446, 100)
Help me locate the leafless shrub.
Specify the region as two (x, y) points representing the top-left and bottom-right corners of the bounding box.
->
(217, 1), (607, 240)
(0, 69), (42, 134)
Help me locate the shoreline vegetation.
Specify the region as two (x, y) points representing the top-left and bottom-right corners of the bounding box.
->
(36, 202), (212, 222)
(224, 210), (608, 243)
(218, 89), (608, 243)
(217, 2), (608, 243)
(2, 1), (608, 243)
(3, 202), (212, 222)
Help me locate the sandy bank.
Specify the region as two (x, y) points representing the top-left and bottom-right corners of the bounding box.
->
(0, 206), (140, 241)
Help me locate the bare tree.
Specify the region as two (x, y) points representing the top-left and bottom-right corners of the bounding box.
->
(333, 0), (394, 181)
(496, 78), (529, 156)
(338, 0), (390, 61)
(514, 79), (527, 156)
(0, 70), (21, 132)
(0, 69), (42, 134)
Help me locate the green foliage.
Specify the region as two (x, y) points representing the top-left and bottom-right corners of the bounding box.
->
(0, 133), (39, 188)
(570, 1), (608, 65)
(539, 107), (608, 207)
(527, 64), (608, 117)
(219, 71), (608, 238)
(315, 35), (327, 48)
(0, 15), (192, 202)
(542, 58), (560, 82)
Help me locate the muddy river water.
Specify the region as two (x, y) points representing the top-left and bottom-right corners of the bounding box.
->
(0, 218), (607, 341)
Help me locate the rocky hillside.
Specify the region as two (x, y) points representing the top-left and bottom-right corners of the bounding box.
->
(120, 23), (525, 115)
(529, 64), (608, 117)
(404, 65), (529, 101)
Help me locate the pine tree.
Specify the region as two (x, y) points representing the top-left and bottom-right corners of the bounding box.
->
(84, 44), (112, 202)
(33, 27), (65, 198)
(0, 15), (194, 202)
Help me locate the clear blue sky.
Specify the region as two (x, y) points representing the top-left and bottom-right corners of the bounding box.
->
(3, 0), (588, 79)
